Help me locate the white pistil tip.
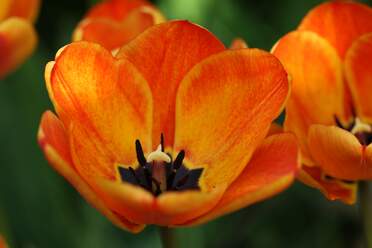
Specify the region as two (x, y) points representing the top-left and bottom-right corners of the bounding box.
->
(351, 118), (372, 134)
(146, 144), (171, 163)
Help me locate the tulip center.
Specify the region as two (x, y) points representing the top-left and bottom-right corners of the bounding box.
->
(117, 134), (204, 196)
(335, 116), (372, 145)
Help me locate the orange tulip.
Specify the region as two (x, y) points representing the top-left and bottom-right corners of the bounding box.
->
(0, 235), (8, 248)
(39, 20), (299, 232)
(0, 0), (39, 78)
(272, 1), (372, 204)
(72, 0), (165, 52)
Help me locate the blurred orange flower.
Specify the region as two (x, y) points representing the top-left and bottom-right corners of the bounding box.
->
(0, 0), (39, 78)
(272, 1), (372, 204)
(38, 20), (299, 233)
(0, 235), (8, 248)
(72, 0), (165, 52)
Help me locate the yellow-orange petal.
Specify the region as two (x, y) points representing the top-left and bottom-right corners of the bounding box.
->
(184, 133), (299, 226)
(298, 166), (357, 204)
(229, 38), (248, 49)
(308, 124), (372, 180)
(38, 111), (144, 233)
(0, 0), (40, 22)
(0, 17), (37, 78)
(86, 0), (150, 20)
(345, 33), (372, 122)
(95, 177), (225, 225)
(272, 30), (346, 164)
(49, 41), (153, 179)
(174, 49), (289, 191)
(298, 1), (372, 59)
(117, 20), (225, 148)
(73, 6), (165, 51)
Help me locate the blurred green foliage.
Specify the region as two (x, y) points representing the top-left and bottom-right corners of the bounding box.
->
(0, 0), (371, 247)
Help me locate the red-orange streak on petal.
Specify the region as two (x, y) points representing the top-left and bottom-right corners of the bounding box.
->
(174, 49), (289, 191)
(272, 31), (346, 165)
(0, 17), (37, 78)
(38, 111), (145, 233)
(345, 33), (372, 122)
(308, 124), (372, 180)
(298, 166), (357, 204)
(86, 0), (151, 20)
(50, 41), (153, 179)
(298, 1), (372, 59)
(117, 20), (226, 148)
(183, 133), (299, 226)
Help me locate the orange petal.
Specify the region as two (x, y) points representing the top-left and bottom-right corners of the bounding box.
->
(117, 20), (225, 148)
(95, 177), (224, 226)
(86, 0), (151, 20)
(229, 38), (248, 49)
(49, 41), (153, 178)
(272, 30), (346, 164)
(298, 166), (357, 205)
(38, 111), (144, 233)
(308, 124), (372, 180)
(174, 49), (289, 191)
(267, 122), (283, 136)
(0, 17), (37, 78)
(0, 235), (8, 248)
(73, 6), (165, 51)
(345, 33), (372, 122)
(184, 133), (299, 226)
(0, 0), (40, 22)
(298, 1), (372, 59)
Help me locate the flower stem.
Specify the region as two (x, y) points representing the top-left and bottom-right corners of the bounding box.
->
(359, 181), (372, 248)
(159, 227), (176, 248)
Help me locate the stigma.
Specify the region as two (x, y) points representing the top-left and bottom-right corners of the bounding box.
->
(335, 116), (372, 145)
(117, 134), (203, 196)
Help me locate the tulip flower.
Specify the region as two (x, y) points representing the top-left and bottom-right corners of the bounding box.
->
(0, 235), (7, 248)
(39, 20), (299, 233)
(272, 1), (372, 204)
(0, 0), (39, 78)
(72, 0), (165, 52)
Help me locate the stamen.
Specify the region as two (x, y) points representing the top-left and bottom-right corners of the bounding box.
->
(334, 116), (372, 145)
(118, 135), (204, 196)
(350, 118), (372, 135)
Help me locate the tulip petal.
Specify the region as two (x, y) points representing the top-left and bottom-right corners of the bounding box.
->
(272, 31), (346, 164)
(73, 6), (165, 51)
(117, 20), (225, 148)
(183, 133), (299, 226)
(0, 0), (40, 22)
(38, 111), (144, 233)
(95, 177), (225, 225)
(174, 49), (289, 191)
(86, 0), (150, 20)
(345, 33), (372, 122)
(308, 124), (372, 180)
(49, 41), (153, 178)
(230, 38), (248, 49)
(0, 235), (7, 248)
(298, 166), (357, 205)
(298, 1), (372, 59)
(0, 17), (37, 78)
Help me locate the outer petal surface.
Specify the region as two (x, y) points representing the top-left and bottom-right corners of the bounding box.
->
(49, 42), (153, 179)
(298, 1), (372, 59)
(0, 17), (37, 78)
(0, 0), (40, 22)
(174, 49), (289, 191)
(38, 111), (144, 233)
(117, 21), (225, 148)
(308, 124), (372, 180)
(73, 6), (165, 51)
(185, 133), (299, 226)
(230, 38), (248, 49)
(345, 33), (372, 122)
(272, 31), (346, 164)
(298, 166), (357, 204)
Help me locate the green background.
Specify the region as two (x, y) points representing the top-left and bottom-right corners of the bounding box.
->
(1, 0), (371, 247)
